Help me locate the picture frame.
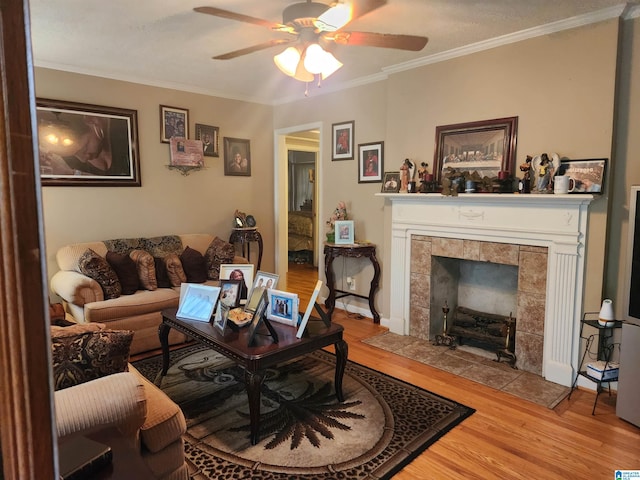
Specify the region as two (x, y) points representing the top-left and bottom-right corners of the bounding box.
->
(160, 105), (189, 143)
(176, 284), (221, 323)
(358, 141), (384, 183)
(248, 271), (279, 300)
(297, 280), (323, 338)
(224, 137), (251, 176)
(219, 264), (255, 303)
(213, 303), (230, 332)
(433, 116), (518, 183)
(169, 137), (204, 167)
(332, 120), (354, 161)
(267, 289), (300, 326)
(194, 123), (219, 157)
(381, 171), (401, 193)
(334, 220), (355, 245)
(219, 279), (242, 308)
(558, 158), (607, 194)
(36, 98), (141, 187)
(247, 289), (277, 346)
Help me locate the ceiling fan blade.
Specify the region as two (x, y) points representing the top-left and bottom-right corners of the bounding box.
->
(213, 39), (295, 60)
(194, 6), (293, 33)
(330, 31), (428, 51)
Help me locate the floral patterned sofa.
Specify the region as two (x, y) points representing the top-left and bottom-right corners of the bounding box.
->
(50, 233), (245, 354)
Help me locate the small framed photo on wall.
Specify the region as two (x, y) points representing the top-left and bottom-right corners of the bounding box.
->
(224, 137), (251, 176)
(358, 141), (384, 183)
(332, 121), (354, 161)
(195, 123), (219, 157)
(160, 105), (189, 143)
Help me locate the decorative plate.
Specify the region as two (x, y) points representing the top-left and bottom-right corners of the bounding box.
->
(245, 215), (256, 227)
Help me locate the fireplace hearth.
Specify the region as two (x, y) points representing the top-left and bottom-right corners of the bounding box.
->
(380, 193), (594, 387)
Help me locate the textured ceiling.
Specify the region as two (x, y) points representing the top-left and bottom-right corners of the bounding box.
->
(29, 0), (635, 104)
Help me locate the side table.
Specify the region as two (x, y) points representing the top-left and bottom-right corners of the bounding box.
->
(229, 227), (263, 270)
(324, 242), (381, 323)
(568, 312), (622, 414)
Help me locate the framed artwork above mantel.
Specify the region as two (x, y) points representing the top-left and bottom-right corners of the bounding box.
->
(433, 116), (518, 183)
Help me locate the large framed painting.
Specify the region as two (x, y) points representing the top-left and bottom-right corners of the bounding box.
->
(433, 116), (518, 183)
(36, 99), (141, 186)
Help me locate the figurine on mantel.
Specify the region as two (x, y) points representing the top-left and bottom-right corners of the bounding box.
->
(400, 158), (414, 192)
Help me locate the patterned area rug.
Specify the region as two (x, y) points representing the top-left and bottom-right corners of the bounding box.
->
(133, 344), (474, 479)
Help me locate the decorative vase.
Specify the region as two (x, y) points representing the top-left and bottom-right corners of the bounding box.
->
(326, 232), (335, 243)
(598, 299), (615, 326)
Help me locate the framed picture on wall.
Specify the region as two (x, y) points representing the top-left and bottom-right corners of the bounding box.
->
(160, 105), (189, 143)
(332, 120), (354, 161)
(36, 98), (141, 187)
(358, 141), (384, 183)
(195, 123), (219, 157)
(224, 137), (251, 176)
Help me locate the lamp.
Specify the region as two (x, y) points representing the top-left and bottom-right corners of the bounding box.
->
(598, 299), (615, 326)
(273, 42), (343, 84)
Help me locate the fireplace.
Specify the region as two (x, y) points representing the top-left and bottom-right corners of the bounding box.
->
(380, 193), (594, 387)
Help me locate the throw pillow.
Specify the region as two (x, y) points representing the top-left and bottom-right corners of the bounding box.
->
(129, 249), (157, 291)
(164, 253), (187, 287)
(180, 246), (208, 283)
(154, 256), (173, 288)
(51, 328), (134, 391)
(78, 248), (122, 300)
(204, 236), (236, 280)
(106, 251), (140, 295)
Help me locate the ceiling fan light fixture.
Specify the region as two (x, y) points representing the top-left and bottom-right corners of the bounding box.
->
(302, 43), (342, 79)
(314, 2), (352, 32)
(274, 46), (302, 77)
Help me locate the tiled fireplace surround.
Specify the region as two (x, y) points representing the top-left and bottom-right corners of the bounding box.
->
(381, 193), (594, 387)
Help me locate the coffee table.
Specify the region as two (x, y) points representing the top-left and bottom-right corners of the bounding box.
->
(159, 308), (348, 445)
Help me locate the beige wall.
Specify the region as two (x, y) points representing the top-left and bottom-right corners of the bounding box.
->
(274, 19), (621, 318)
(36, 68), (275, 294)
(609, 15), (640, 315)
(39, 14), (640, 321)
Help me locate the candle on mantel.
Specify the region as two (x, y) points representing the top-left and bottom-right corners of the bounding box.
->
(498, 171), (508, 180)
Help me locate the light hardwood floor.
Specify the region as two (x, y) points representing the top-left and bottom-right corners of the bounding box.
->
(284, 263), (640, 479)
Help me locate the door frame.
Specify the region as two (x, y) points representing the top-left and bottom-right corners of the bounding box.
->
(273, 122), (323, 278)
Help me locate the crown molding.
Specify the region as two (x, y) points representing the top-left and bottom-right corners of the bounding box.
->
(34, 60), (273, 105)
(623, 3), (640, 19)
(383, 4), (628, 75)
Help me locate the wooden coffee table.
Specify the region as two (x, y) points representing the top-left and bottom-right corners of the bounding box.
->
(159, 308), (348, 445)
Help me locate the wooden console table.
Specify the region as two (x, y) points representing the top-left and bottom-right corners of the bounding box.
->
(229, 227), (263, 270)
(324, 243), (381, 323)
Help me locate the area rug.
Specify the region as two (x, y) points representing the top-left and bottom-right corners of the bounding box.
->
(363, 332), (570, 409)
(133, 344), (474, 479)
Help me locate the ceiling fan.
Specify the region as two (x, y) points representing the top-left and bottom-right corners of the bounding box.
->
(194, 0), (428, 83)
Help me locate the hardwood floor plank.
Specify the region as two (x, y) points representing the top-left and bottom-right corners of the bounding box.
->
(283, 263), (640, 478)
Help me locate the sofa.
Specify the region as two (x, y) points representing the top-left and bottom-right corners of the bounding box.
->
(50, 233), (246, 355)
(52, 322), (188, 479)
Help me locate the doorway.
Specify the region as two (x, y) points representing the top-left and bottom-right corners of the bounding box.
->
(273, 123), (322, 279)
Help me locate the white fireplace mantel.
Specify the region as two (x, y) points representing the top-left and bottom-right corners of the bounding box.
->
(377, 193), (594, 387)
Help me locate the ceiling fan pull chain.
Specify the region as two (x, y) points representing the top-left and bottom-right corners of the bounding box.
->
(305, 82), (309, 97)
(317, 75), (322, 88)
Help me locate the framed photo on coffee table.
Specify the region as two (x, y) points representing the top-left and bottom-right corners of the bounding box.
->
(267, 289), (299, 326)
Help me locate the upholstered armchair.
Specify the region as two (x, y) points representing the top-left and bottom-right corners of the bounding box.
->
(52, 323), (188, 479)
